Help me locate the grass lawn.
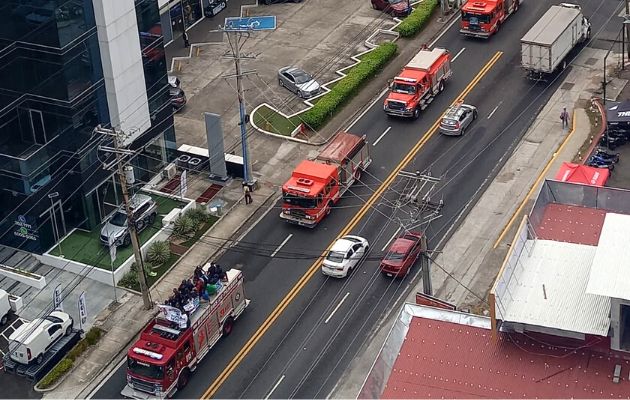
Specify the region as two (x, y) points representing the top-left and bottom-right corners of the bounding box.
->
(252, 105), (304, 136)
(50, 193), (187, 270)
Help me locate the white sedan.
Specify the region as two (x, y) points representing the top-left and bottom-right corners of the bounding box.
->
(322, 235), (369, 278)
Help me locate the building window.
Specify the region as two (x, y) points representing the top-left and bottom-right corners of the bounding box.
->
(182, 0), (202, 29)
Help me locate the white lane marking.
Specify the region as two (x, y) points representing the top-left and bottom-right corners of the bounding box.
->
(487, 102), (501, 119)
(452, 47), (466, 62)
(373, 127), (392, 146)
(265, 375), (285, 399)
(325, 292), (351, 324)
(271, 234), (293, 258)
(381, 227), (401, 252)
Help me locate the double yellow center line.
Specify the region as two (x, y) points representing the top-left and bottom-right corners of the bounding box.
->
(202, 50), (503, 399)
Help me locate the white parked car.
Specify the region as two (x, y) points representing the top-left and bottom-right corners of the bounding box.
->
(0, 289), (12, 326)
(322, 235), (369, 278)
(8, 310), (73, 365)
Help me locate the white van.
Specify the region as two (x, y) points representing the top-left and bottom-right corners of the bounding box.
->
(8, 311), (73, 365)
(0, 289), (11, 326)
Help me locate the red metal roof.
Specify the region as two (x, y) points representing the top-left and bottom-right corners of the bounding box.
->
(535, 203), (606, 246)
(382, 316), (630, 399)
(317, 132), (363, 164)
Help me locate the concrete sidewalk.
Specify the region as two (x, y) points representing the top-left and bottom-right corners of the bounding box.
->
(330, 47), (624, 400)
(43, 181), (277, 399)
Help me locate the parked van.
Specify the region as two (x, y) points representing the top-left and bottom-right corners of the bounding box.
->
(0, 289), (11, 326)
(8, 311), (73, 365)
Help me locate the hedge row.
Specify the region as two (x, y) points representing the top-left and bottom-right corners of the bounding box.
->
(38, 327), (103, 389)
(396, 0), (439, 38)
(301, 42), (398, 130)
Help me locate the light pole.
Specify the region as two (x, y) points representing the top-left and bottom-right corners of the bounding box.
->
(48, 192), (63, 257)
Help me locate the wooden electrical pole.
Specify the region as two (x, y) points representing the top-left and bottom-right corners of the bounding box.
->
(97, 126), (153, 310)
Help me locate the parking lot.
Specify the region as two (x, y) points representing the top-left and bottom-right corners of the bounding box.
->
(171, 0), (401, 187)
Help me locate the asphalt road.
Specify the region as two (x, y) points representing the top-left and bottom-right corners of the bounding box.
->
(93, 1), (623, 399)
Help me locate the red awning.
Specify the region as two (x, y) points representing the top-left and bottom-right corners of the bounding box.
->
(554, 162), (609, 187)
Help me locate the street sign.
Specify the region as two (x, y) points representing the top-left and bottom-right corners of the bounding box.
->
(53, 284), (63, 312)
(180, 170), (188, 198)
(224, 16), (277, 31)
(78, 292), (88, 328)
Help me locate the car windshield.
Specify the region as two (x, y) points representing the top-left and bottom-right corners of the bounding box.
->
(441, 118), (458, 126)
(326, 251), (346, 263)
(45, 315), (63, 323)
(389, 0), (405, 4)
(384, 251), (406, 261)
(461, 12), (491, 24)
(128, 357), (163, 379)
(109, 211), (128, 227)
(392, 82), (416, 94)
(283, 192), (317, 208)
(293, 71), (312, 84)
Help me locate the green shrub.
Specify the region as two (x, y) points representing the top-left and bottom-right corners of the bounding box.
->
(302, 42), (398, 130)
(38, 327), (103, 389)
(39, 359), (74, 389)
(118, 268), (139, 288)
(396, 0), (438, 38)
(147, 241), (170, 266)
(173, 215), (195, 239)
(186, 207), (211, 225)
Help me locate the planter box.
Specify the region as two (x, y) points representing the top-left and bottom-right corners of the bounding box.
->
(0, 265), (46, 289)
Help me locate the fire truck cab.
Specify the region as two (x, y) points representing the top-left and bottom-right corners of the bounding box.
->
(460, 0), (520, 39)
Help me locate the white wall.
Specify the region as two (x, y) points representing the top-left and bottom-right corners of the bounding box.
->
(93, 0), (151, 144)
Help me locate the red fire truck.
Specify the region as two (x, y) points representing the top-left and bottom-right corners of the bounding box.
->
(120, 267), (248, 399)
(460, 0), (520, 39)
(280, 131), (372, 227)
(383, 47), (452, 119)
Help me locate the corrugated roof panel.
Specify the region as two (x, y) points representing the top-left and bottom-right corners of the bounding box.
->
(521, 5), (580, 46)
(499, 240), (610, 336)
(586, 213), (630, 301)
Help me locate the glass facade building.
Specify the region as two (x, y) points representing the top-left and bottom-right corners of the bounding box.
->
(158, 0), (206, 45)
(0, 0), (176, 254)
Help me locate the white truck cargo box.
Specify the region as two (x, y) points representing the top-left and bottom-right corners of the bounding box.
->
(521, 4), (590, 77)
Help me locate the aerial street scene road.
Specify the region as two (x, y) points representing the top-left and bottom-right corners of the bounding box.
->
(2, 0), (630, 399)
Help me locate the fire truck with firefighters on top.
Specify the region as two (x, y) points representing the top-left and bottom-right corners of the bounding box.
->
(460, 0), (520, 38)
(280, 131), (372, 227)
(383, 46), (452, 119)
(121, 265), (248, 399)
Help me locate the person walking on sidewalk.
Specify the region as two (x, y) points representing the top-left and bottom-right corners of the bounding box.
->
(243, 184), (253, 205)
(560, 107), (570, 129)
(183, 31), (190, 48)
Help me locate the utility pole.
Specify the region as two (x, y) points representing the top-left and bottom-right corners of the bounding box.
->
(217, 26), (257, 188)
(626, 0), (630, 62)
(397, 170), (443, 295)
(97, 125), (153, 310)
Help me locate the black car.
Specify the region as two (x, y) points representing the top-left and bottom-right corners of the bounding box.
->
(204, 0), (227, 17)
(170, 86), (187, 112)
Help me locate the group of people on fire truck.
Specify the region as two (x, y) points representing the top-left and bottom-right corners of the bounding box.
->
(163, 262), (228, 314)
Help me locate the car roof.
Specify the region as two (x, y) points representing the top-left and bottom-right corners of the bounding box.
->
(330, 238), (355, 253)
(130, 193), (153, 208)
(389, 237), (416, 253)
(285, 66), (306, 76)
(443, 104), (473, 119)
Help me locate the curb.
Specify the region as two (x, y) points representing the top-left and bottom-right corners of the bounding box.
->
(71, 187), (278, 400)
(581, 97), (606, 163)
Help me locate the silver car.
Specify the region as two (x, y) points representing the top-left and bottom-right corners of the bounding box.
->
(439, 103), (478, 136)
(100, 193), (157, 247)
(278, 66), (321, 98)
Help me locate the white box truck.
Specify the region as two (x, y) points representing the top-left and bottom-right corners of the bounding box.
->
(0, 289), (11, 326)
(521, 3), (591, 80)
